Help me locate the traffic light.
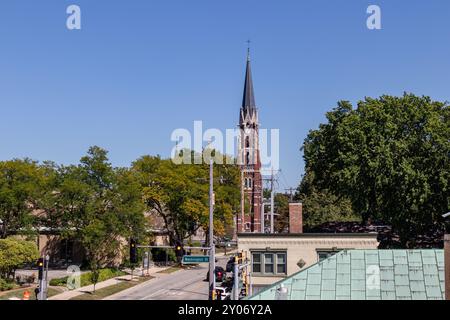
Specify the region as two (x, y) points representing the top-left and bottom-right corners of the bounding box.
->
(37, 258), (44, 280)
(174, 242), (184, 257)
(237, 251), (243, 264)
(130, 238), (138, 264)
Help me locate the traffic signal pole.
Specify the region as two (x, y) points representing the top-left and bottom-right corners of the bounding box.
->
(37, 257), (45, 300)
(233, 260), (239, 300)
(208, 158), (216, 301)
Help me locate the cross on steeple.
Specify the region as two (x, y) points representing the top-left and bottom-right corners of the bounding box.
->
(246, 39), (251, 60)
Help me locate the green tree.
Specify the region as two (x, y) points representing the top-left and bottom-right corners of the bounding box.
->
(296, 174), (358, 229)
(273, 193), (290, 233)
(79, 147), (146, 267)
(45, 147), (146, 267)
(132, 151), (240, 245)
(0, 159), (45, 238)
(0, 238), (39, 279)
(301, 94), (450, 246)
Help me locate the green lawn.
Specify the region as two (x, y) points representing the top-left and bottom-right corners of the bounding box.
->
(70, 277), (152, 300)
(156, 266), (184, 274)
(0, 286), (64, 300)
(50, 268), (126, 287)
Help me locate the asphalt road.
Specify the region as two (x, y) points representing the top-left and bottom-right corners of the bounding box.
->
(107, 256), (229, 300)
(108, 265), (208, 300)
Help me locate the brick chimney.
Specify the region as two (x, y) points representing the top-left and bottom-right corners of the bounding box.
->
(445, 234), (450, 300)
(289, 203), (303, 234)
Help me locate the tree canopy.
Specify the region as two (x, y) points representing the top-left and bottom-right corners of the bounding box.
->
(132, 151), (240, 244)
(299, 93), (449, 246)
(0, 159), (45, 238)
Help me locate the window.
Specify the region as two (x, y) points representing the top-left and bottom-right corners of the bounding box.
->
(244, 178), (253, 189)
(251, 251), (287, 276)
(264, 254), (274, 273)
(252, 253), (261, 273)
(317, 250), (339, 262)
(277, 253), (287, 274)
(245, 136), (250, 148)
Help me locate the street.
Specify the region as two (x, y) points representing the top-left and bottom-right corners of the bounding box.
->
(106, 256), (228, 300)
(107, 265), (208, 300)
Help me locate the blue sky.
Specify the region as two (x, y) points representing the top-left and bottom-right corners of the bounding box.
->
(1, 0), (450, 190)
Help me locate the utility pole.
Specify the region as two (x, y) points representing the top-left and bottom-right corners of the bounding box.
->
(233, 259), (239, 300)
(285, 188), (296, 202)
(208, 158), (216, 301)
(270, 170), (275, 234)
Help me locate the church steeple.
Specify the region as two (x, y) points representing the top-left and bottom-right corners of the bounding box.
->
(241, 50), (257, 122)
(237, 48), (263, 234)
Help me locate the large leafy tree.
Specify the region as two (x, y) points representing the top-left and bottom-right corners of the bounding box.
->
(40, 147), (147, 267)
(132, 151), (240, 245)
(0, 159), (45, 238)
(301, 94), (449, 246)
(75, 147), (146, 267)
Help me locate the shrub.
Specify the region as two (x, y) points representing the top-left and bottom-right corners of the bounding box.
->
(49, 277), (69, 287)
(0, 278), (16, 291)
(0, 239), (39, 280)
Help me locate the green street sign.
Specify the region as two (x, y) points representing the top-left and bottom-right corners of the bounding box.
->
(182, 255), (210, 264)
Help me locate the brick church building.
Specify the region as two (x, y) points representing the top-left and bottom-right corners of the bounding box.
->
(237, 51), (263, 233)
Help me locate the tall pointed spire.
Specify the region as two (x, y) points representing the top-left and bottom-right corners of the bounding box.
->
(242, 47), (256, 116)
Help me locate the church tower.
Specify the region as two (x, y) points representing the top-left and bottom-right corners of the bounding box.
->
(237, 50), (263, 233)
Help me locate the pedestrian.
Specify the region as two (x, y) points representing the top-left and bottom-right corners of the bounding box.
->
(216, 289), (222, 301)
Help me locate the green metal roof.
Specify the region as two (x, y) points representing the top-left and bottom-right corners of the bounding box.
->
(249, 249), (445, 300)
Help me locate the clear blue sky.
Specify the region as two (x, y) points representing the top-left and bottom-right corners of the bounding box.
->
(1, 0), (450, 190)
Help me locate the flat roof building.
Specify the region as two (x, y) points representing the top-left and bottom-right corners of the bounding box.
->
(238, 233), (379, 289)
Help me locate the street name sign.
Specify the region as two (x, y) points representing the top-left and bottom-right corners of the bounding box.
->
(182, 255), (210, 264)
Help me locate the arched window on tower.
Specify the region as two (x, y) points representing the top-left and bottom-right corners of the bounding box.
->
(246, 152), (250, 165)
(245, 136), (250, 148)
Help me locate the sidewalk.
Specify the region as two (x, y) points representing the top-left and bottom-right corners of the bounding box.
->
(215, 249), (238, 257)
(49, 266), (168, 300)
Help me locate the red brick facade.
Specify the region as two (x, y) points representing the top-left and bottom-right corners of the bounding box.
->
(289, 203), (303, 234)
